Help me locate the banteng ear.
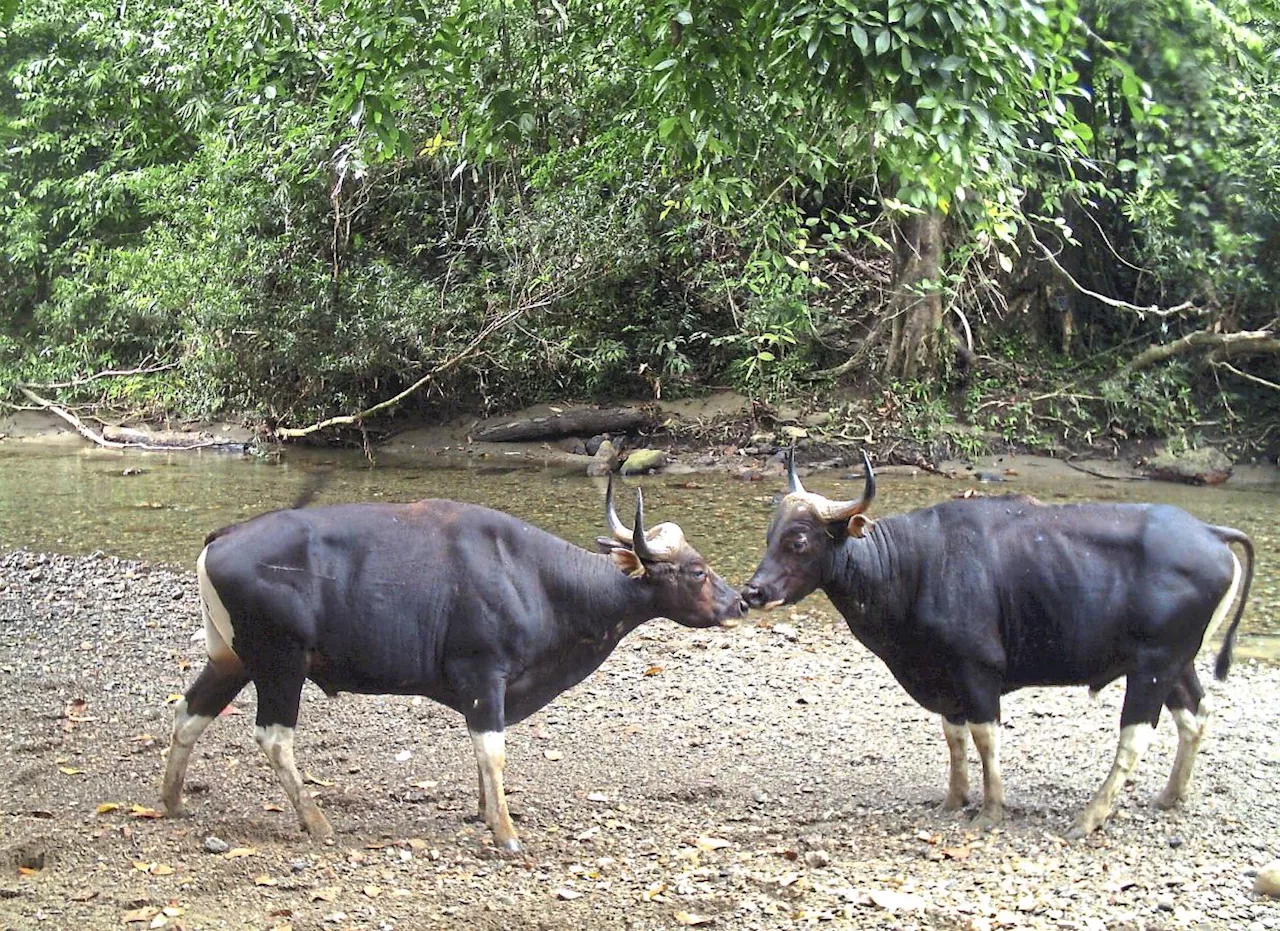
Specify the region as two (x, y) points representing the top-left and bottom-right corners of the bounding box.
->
(596, 536), (624, 554)
(847, 514), (875, 538)
(609, 547), (647, 578)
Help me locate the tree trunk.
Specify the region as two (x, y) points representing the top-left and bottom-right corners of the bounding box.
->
(884, 213), (945, 381)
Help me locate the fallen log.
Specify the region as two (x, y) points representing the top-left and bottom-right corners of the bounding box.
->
(473, 407), (654, 443)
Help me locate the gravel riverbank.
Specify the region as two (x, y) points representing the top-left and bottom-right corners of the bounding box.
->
(1, 550), (1278, 931)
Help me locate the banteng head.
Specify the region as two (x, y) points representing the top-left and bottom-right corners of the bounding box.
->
(741, 449), (876, 610)
(597, 476), (747, 627)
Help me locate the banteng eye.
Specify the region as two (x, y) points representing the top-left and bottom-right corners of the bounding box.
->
(688, 566), (708, 582)
(790, 535), (809, 553)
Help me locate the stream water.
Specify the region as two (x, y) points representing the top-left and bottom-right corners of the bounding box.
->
(1, 443), (1276, 659)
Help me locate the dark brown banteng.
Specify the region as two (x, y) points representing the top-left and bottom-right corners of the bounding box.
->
(161, 480), (746, 851)
(741, 451), (1253, 838)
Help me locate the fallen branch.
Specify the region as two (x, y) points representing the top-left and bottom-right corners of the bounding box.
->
(276, 305), (527, 440)
(23, 359), (179, 390)
(1062, 457), (1147, 482)
(1108, 329), (1277, 381)
(16, 386), (242, 452)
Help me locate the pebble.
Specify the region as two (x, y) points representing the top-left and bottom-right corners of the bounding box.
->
(203, 835), (230, 854)
(1254, 861), (1280, 898)
(1168, 835), (1184, 848)
(804, 850), (831, 869)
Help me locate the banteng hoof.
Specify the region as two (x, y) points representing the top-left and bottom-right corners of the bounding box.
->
(970, 807), (1004, 831)
(939, 793), (968, 813)
(1152, 790), (1181, 811)
(1065, 816), (1100, 841)
(303, 814), (335, 841)
(499, 837), (521, 854)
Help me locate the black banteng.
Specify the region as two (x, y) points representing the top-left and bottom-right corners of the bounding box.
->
(161, 480), (747, 851)
(741, 451), (1253, 838)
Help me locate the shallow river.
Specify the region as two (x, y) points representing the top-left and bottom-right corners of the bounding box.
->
(1, 443), (1276, 658)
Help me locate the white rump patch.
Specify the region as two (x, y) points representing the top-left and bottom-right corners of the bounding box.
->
(197, 547), (238, 663)
(1200, 552), (1243, 651)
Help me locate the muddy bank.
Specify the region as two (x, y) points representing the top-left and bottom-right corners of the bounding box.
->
(7, 400), (1279, 489)
(1, 550), (1279, 930)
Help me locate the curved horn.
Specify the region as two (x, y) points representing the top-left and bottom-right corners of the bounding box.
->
(605, 473), (632, 543)
(632, 488), (657, 562)
(809, 449), (877, 522)
(787, 446), (804, 494)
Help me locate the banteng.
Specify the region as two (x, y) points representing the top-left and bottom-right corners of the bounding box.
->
(161, 481), (747, 850)
(741, 451), (1253, 838)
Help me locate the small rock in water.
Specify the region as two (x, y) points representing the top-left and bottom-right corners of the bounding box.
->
(620, 448), (667, 475)
(1254, 860), (1280, 898)
(203, 835), (230, 854)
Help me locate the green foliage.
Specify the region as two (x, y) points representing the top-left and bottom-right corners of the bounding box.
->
(0, 0), (1276, 450)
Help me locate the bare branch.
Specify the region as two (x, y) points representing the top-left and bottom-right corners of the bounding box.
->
(23, 359), (180, 390)
(1079, 211), (1151, 276)
(1213, 360), (1280, 393)
(1032, 235), (1200, 318)
(275, 304), (530, 440)
(16, 386), (240, 451)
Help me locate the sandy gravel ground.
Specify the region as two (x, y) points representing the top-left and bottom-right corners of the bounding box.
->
(1, 550), (1278, 931)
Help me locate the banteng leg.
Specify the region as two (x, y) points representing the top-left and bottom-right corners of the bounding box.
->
(1154, 664), (1211, 810)
(1068, 661), (1170, 839)
(252, 650), (333, 840)
(451, 659), (520, 852)
(954, 661), (1004, 828)
(969, 721), (1005, 829)
(161, 661), (250, 816)
(940, 715), (970, 811)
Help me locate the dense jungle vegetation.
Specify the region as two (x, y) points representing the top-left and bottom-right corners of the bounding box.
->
(2, 0), (1278, 454)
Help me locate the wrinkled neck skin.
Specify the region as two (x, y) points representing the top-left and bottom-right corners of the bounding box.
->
(823, 519), (913, 633)
(545, 546), (668, 643)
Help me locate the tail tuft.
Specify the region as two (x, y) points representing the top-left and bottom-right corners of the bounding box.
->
(1209, 526), (1254, 681)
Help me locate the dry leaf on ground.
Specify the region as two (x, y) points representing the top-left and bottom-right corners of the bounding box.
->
(121, 906), (159, 924)
(675, 911), (714, 926)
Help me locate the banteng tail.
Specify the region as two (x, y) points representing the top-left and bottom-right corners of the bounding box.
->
(202, 469), (330, 548)
(1210, 526), (1254, 681)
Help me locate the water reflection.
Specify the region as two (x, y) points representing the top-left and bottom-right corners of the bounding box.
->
(0, 444), (1275, 659)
